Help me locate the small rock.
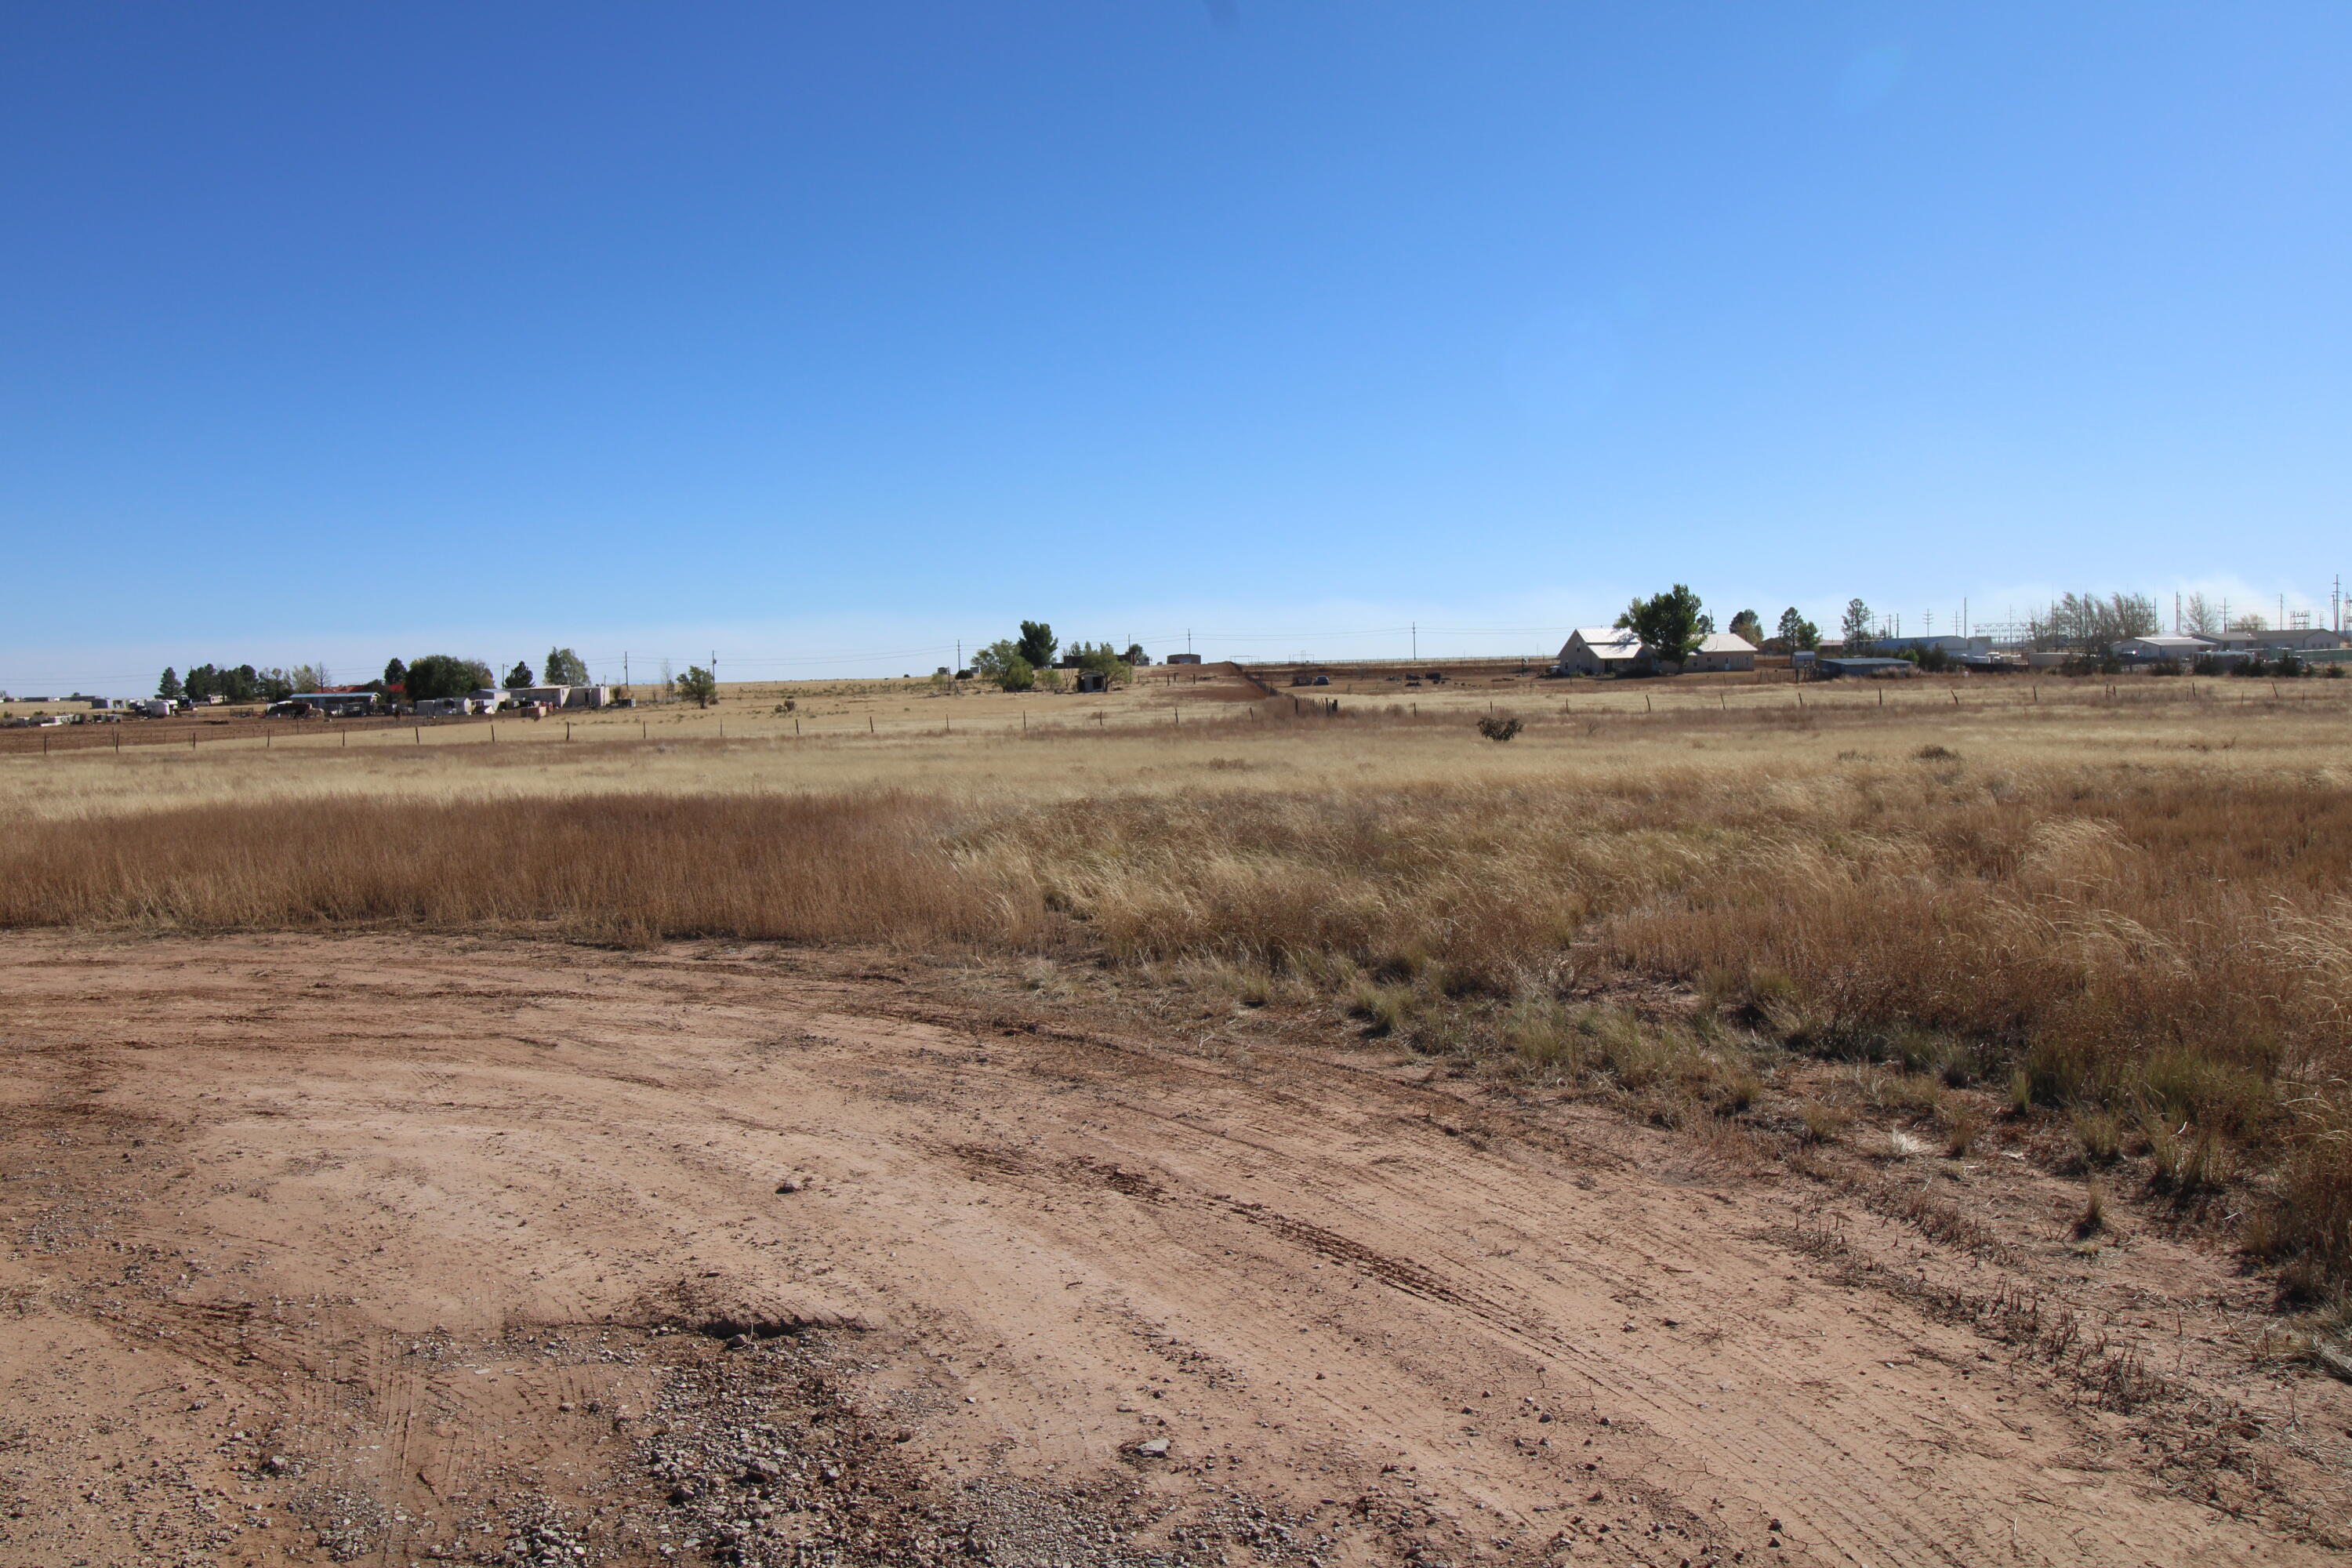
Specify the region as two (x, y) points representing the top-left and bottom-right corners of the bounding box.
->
(1134, 1438), (1171, 1457)
(775, 1176), (807, 1193)
(261, 1454), (290, 1476)
(725, 1334), (754, 1351)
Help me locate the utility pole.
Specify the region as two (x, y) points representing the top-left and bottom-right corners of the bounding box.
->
(624, 652), (630, 690)
(1411, 622), (1417, 661)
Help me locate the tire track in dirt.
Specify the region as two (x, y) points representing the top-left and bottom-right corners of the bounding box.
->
(0, 929), (2343, 1568)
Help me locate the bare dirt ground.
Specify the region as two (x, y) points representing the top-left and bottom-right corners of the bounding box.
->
(1, 931), (2345, 1568)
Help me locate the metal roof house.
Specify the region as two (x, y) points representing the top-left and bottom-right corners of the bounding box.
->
(1687, 632), (1759, 672)
(1555, 626), (1650, 676)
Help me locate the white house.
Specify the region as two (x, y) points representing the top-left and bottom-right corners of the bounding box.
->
(1556, 626), (1649, 676)
(1686, 632), (1759, 673)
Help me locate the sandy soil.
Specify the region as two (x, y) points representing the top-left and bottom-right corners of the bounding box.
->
(0, 931), (2344, 1568)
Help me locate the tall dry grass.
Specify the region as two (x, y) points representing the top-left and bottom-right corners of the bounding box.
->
(7, 714), (2352, 1281)
(0, 793), (1035, 952)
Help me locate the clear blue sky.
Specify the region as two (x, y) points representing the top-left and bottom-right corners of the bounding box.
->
(5, 2), (2348, 691)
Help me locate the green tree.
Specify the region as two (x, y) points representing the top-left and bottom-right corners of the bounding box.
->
(1773, 608), (1820, 651)
(1839, 598), (1875, 647)
(383, 657), (408, 691)
(256, 668), (296, 702)
(1613, 584), (1707, 667)
(1121, 643), (1146, 665)
(543, 648), (589, 686)
(158, 667), (183, 701)
(971, 641), (1036, 691)
(675, 665), (720, 707)
(1726, 609), (1763, 645)
(1065, 641), (1134, 684)
(183, 664), (217, 702)
(504, 661), (535, 689)
(1015, 621), (1058, 670)
(405, 655), (492, 702)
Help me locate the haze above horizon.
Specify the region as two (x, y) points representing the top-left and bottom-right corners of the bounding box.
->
(5, 2), (2349, 692)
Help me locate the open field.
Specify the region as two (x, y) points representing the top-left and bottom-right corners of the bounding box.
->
(5, 670), (2352, 1564)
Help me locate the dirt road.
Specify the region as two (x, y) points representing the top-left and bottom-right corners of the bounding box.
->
(0, 931), (2342, 1566)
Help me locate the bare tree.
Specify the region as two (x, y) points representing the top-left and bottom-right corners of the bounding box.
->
(2181, 592), (2219, 637)
(2031, 592), (2159, 652)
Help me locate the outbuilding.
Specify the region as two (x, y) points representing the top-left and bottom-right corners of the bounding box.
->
(1815, 657), (1919, 680)
(2111, 635), (2210, 663)
(286, 691), (377, 717)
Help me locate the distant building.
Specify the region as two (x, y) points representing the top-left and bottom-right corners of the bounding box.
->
(1686, 632), (1759, 673)
(2270, 628), (2347, 652)
(2111, 635), (2210, 663)
(512, 684), (610, 709)
(1074, 670), (1108, 693)
(1816, 657), (1920, 680)
(286, 691), (376, 717)
(1165, 653), (1204, 666)
(1866, 635), (1992, 658)
(1555, 626), (1650, 677)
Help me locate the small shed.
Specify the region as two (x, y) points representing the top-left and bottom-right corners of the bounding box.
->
(1074, 670), (1108, 693)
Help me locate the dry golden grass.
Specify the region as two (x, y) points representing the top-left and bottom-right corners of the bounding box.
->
(8, 670), (2352, 1279)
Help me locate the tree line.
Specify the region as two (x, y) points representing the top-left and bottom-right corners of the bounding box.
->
(159, 646), (597, 704)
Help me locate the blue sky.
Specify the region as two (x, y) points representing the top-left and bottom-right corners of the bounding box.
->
(5, 2), (2349, 691)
